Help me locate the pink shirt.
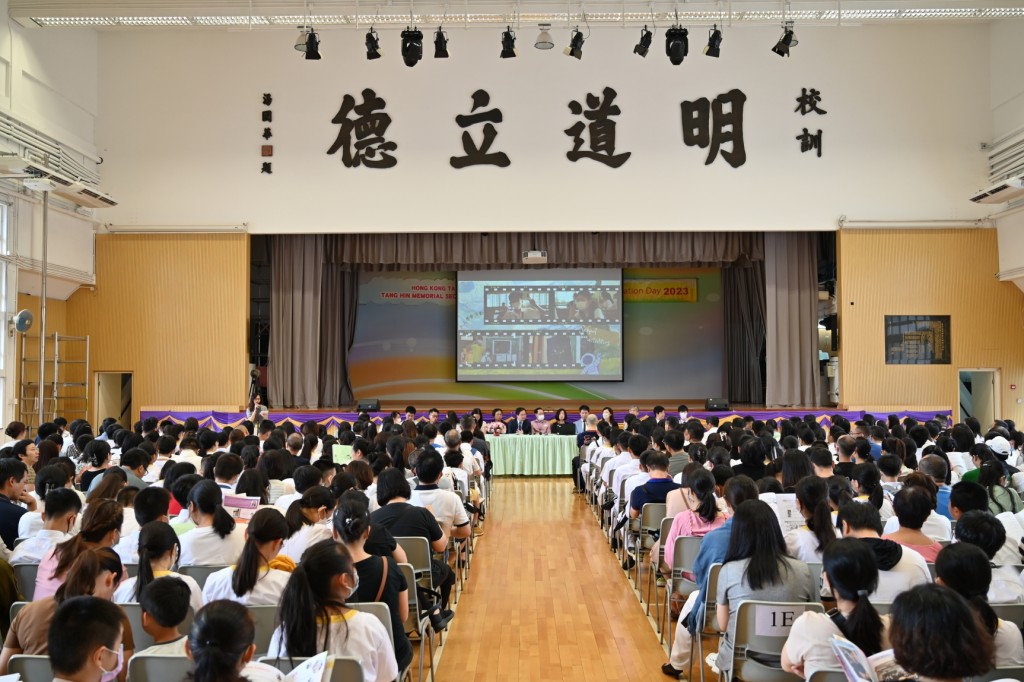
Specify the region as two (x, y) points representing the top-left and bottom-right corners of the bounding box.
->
(33, 547), (63, 601)
(883, 536), (943, 564)
(663, 510), (730, 569)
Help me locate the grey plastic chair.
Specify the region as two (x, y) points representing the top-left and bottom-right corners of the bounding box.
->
(177, 564), (229, 589)
(728, 600), (825, 682)
(400, 562), (435, 682)
(969, 667), (1024, 682)
(991, 602), (1024, 628)
(258, 656), (365, 682)
(11, 562), (38, 600)
(10, 600), (28, 623)
(662, 535), (703, 637)
(117, 603), (195, 652)
(651, 515), (674, 630)
(249, 604), (279, 655)
(805, 669), (848, 682)
(127, 655), (193, 682)
(7, 655), (52, 682)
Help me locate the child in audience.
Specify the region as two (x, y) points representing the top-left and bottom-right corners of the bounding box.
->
(187, 600), (284, 682)
(202, 508), (292, 605)
(784, 475), (840, 563)
(662, 468), (728, 571)
(47, 596), (126, 682)
(112, 486), (171, 564)
(267, 539), (398, 682)
(34, 499), (124, 601)
(273, 465), (321, 511)
(10, 488), (81, 564)
(17, 464), (77, 539)
(837, 500), (930, 602)
(178, 480), (245, 566)
(113, 521), (202, 613)
(133, 576), (193, 656)
(280, 488), (336, 563)
(954, 510), (1024, 603)
(883, 486), (945, 562)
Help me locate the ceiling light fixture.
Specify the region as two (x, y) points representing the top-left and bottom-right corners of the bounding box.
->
(565, 26), (584, 59)
(772, 21), (797, 57)
(294, 26), (321, 59)
(365, 27), (382, 59)
(500, 26), (517, 58)
(534, 22), (554, 49)
(665, 25), (687, 65)
(704, 25), (722, 57)
(434, 27), (449, 57)
(401, 26), (424, 67)
(633, 25), (653, 57)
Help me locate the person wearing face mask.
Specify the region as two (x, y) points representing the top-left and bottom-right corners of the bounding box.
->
(677, 404), (690, 424)
(47, 596), (126, 682)
(279, 487), (337, 563)
(202, 509), (293, 605)
(177, 480), (245, 567)
(531, 407), (551, 435)
(1, 548), (135, 681)
(267, 539), (398, 682)
(10, 488), (81, 564)
(112, 521), (202, 614)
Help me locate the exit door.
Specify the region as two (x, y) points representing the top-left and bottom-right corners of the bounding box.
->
(959, 369), (1000, 428)
(95, 372), (133, 429)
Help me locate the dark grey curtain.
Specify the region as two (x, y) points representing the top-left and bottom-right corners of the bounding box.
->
(764, 232), (821, 407)
(323, 232), (763, 270)
(723, 260), (766, 404)
(319, 265), (358, 407)
(269, 235), (323, 409)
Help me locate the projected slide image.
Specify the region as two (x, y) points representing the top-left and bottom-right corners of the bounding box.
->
(459, 329), (622, 376)
(483, 286), (621, 325)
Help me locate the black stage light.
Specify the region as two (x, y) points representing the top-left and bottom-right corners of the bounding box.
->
(434, 27), (449, 58)
(365, 28), (382, 59)
(633, 26), (653, 57)
(665, 26), (688, 65)
(705, 26), (722, 57)
(564, 27), (584, 59)
(500, 26), (517, 58)
(401, 27), (424, 67)
(772, 24), (797, 57)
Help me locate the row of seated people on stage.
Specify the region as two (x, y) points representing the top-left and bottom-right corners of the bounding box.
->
(579, 411), (1024, 681)
(0, 413), (489, 682)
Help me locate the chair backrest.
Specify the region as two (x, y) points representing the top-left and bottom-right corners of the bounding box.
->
(672, 535), (704, 575)
(640, 503), (667, 533)
(395, 536), (432, 579)
(926, 563), (937, 581)
(177, 564), (230, 589)
(258, 655), (364, 681)
(991, 603), (1024, 628)
(805, 562), (823, 599)
(398, 562), (425, 627)
(10, 600), (28, 623)
(657, 517), (674, 563)
(731, 600), (825, 682)
(805, 669), (848, 682)
(117, 603), (196, 653)
(250, 604), (279, 655)
(11, 563), (38, 601)
(127, 655), (193, 682)
(349, 601), (394, 654)
(970, 667), (1024, 682)
(871, 601), (893, 615)
(7, 654), (53, 682)
(124, 563), (139, 578)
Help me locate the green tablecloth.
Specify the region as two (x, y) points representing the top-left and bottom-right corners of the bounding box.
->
(486, 434), (576, 476)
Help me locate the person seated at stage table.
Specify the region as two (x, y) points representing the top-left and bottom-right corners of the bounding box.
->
(531, 408), (551, 435)
(575, 405), (590, 435)
(508, 408), (532, 435)
(484, 409), (506, 435)
(551, 409), (576, 436)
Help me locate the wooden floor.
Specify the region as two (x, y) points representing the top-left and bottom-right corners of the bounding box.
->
(436, 477), (673, 682)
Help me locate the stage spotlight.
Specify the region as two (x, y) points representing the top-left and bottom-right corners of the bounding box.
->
(772, 23), (797, 57)
(294, 27), (321, 59)
(633, 26), (652, 57)
(434, 27), (449, 58)
(704, 26), (722, 57)
(665, 26), (688, 65)
(401, 27), (424, 67)
(501, 26), (517, 58)
(564, 26), (584, 59)
(365, 28), (382, 59)
(535, 23), (554, 49)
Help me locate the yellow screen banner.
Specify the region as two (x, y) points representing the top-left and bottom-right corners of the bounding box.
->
(624, 279), (698, 303)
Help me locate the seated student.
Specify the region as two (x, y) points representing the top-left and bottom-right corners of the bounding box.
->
(267, 539), (399, 682)
(18, 464), (77, 539)
(979, 461), (1024, 515)
(78, 441), (114, 493)
(881, 472), (951, 541)
(168, 473), (202, 534)
(1, 548), (134, 677)
(883, 486), (945, 563)
(838, 500), (930, 603)
(661, 468), (727, 571)
(178, 480), (246, 567)
(132, 577), (193, 656)
(954, 510), (1024, 603)
(203, 509), (291, 605)
(35, 499), (124, 602)
(113, 521), (202, 614)
(785, 475), (841, 564)
(112, 486), (171, 564)
(233, 469), (270, 506)
(47, 596), (127, 682)
(714, 500), (813, 680)
(949, 481), (1023, 568)
(808, 447), (834, 479)
(257, 450), (295, 505)
(409, 450), (471, 539)
(10, 488), (81, 564)
(850, 462), (895, 523)
(935, 543), (1024, 667)
(273, 465), (321, 512)
(0, 459), (36, 552)
(213, 453), (244, 493)
(630, 451), (680, 520)
(187, 600), (286, 682)
(279, 488), (336, 563)
(888, 584), (994, 682)
(782, 538), (888, 678)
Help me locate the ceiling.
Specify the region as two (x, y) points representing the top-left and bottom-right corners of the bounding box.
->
(10, 0), (1024, 27)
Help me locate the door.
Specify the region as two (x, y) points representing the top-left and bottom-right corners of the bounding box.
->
(959, 369), (1000, 427)
(95, 372), (133, 429)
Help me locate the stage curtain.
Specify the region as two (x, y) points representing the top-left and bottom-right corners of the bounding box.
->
(322, 232), (762, 270)
(269, 235), (324, 409)
(319, 265), (359, 407)
(764, 233), (821, 408)
(723, 259), (766, 404)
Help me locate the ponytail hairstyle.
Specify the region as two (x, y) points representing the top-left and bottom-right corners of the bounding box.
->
(386, 436), (407, 471)
(85, 467), (128, 504)
(978, 462), (1011, 514)
(135, 521), (181, 600)
(277, 539), (355, 658)
(935, 542), (999, 635)
(232, 508), (290, 597)
(188, 600), (255, 682)
(299, 434), (319, 463)
(285, 487), (336, 536)
(81, 439), (112, 468)
(55, 546), (124, 603)
(333, 490), (372, 544)
(188, 480), (236, 539)
(53, 499), (124, 579)
(822, 538), (883, 655)
(795, 476), (836, 554)
(901, 437), (919, 470)
(686, 468), (719, 523)
(851, 463), (884, 510)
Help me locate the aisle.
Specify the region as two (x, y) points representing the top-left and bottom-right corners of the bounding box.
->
(437, 477), (670, 681)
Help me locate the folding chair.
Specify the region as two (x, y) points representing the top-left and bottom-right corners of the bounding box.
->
(127, 655), (193, 682)
(258, 656), (365, 682)
(649, 515), (674, 627)
(804, 669), (848, 682)
(633, 503), (666, 594)
(871, 601), (893, 615)
(7, 655), (52, 682)
(10, 601), (28, 623)
(117, 603), (195, 652)
(926, 563), (937, 581)
(970, 667), (1024, 682)
(805, 562), (823, 600)
(177, 564), (230, 589)
(124, 563), (139, 578)
(727, 600), (825, 682)
(396, 537), (444, 648)
(11, 562), (38, 601)
(249, 605), (279, 655)
(400, 562), (435, 682)
(662, 535), (703, 638)
(991, 603), (1024, 628)
(688, 563), (724, 682)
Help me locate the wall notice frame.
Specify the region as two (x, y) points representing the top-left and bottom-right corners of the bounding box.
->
(884, 315), (951, 365)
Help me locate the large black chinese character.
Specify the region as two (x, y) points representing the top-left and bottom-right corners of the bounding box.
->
(680, 88), (746, 168)
(450, 89), (510, 169)
(565, 87), (631, 168)
(794, 88), (827, 116)
(327, 88), (397, 169)
(796, 128), (822, 157)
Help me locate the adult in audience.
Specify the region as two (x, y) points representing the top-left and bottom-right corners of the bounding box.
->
(202, 508), (291, 605)
(883, 486), (945, 562)
(35, 499), (124, 601)
(785, 475), (840, 563)
(837, 500), (929, 603)
(954, 510), (1024, 603)
(10, 488), (81, 564)
(663, 430), (689, 479)
(935, 542), (1024, 666)
(280, 487), (337, 562)
(0, 459), (35, 550)
(45, 596), (126, 682)
(113, 521), (202, 613)
(782, 538), (887, 678)
(133, 577), (192, 656)
(178, 480), (245, 566)
(661, 468), (727, 570)
(186, 600), (285, 682)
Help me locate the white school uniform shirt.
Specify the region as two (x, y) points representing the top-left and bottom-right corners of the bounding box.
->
(601, 451), (631, 489)
(114, 570), (203, 614)
(133, 636), (188, 658)
(280, 522), (334, 563)
(623, 472), (650, 509)
(989, 564), (1024, 603)
(409, 486), (470, 533)
(201, 565), (291, 606)
(995, 618), (1024, 666)
(611, 459), (641, 500)
(10, 530), (70, 564)
(171, 450), (203, 470)
(178, 525), (246, 566)
(444, 467), (469, 495)
(274, 491), (302, 512)
(267, 610), (398, 682)
(882, 510), (951, 542)
(871, 546), (931, 603)
(784, 525), (841, 564)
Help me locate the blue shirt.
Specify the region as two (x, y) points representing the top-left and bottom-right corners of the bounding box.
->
(630, 478), (681, 512)
(936, 485), (953, 519)
(687, 516), (734, 635)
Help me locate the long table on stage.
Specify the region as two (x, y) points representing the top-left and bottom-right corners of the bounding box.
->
(486, 434), (576, 476)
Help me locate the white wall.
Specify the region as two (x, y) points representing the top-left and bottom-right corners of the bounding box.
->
(990, 19), (1024, 141)
(96, 23), (992, 234)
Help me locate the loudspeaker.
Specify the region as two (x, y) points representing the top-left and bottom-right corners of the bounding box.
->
(356, 399), (380, 412)
(705, 398), (729, 412)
